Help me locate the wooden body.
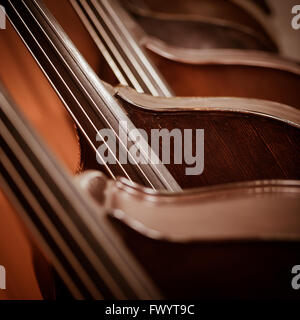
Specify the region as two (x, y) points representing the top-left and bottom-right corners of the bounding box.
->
(0, 10), (79, 299)
(76, 170), (300, 299)
(59, 0), (300, 108)
(0, 0), (299, 299)
(122, 0), (277, 51)
(46, 0), (300, 188)
(80, 85), (300, 189)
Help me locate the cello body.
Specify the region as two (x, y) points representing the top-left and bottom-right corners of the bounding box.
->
(0, 12), (80, 299)
(64, 0), (300, 109)
(74, 169), (300, 299)
(122, 0), (277, 51)
(0, 0), (299, 299)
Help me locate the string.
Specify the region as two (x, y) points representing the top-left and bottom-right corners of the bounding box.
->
(71, 0), (174, 97)
(0, 82), (161, 299)
(11, 0), (180, 191)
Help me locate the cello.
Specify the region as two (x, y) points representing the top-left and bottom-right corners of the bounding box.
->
(0, 0), (299, 299)
(66, 0), (300, 109)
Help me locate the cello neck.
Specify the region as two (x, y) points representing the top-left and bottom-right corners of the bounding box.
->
(70, 0), (174, 97)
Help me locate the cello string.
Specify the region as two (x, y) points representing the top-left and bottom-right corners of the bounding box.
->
(100, 0), (173, 96)
(2, 0), (166, 298)
(83, 0), (157, 94)
(0, 103), (115, 299)
(71, 0), (173, 97)
(74, 0), (144, 92)
(0, 84), (161, 299)
(12, 0), (132, 182)
(11, 0), (161, 190)
(13, 0), (180, 191)
(33, 0), (180, 191)
(0, 149), (102, 299)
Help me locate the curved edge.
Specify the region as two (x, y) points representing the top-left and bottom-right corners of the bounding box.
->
(109, 177), (300, 242)
(115, 176), (300, 200)
(116, 86), (300, 129)
(144, 38), (300, 75)
(75, 171), (300, 243)
(124, 0), (276, 50)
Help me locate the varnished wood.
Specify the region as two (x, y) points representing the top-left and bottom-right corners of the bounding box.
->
(0, 0), (299, 300)
(147, 50), (300, 109)
(76, 171), (300, 299)
(123, 0), (277, 51)
(64, 0), (300, 110)
(0, 15), (80, 299)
